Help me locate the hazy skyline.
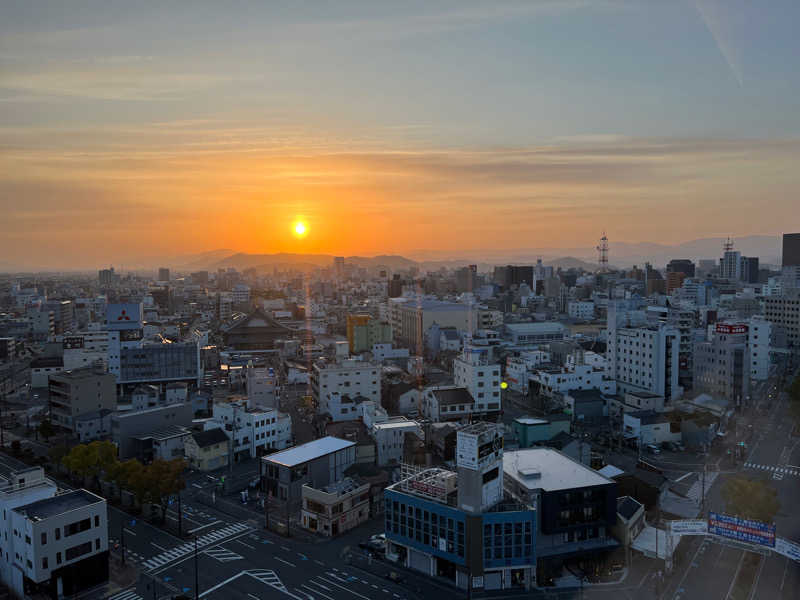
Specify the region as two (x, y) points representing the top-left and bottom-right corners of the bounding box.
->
(2, 1), (800, 269)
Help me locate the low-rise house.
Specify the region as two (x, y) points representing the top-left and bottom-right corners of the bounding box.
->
(623, 411), (681, 446)
(612, 496), (645, 546)
(421, 386), (474, 422)
(184, 428), (230, 471)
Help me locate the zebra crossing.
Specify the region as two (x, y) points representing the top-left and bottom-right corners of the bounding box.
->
(141, 522), (250, 570)
(247, 570), (290, 595)
(108, 588), (143, 600)
(743, 463), (800, 479)
(203, 547), (243, 562)
(686, 472), (718, 503)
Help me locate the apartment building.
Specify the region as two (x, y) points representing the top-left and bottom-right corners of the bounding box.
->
(453, 346), (501, 416)
(48, 367), (117, 434)
(693, 323), (749, 407)
(311, 358), (380, 408)
(210, 398), (292, 460)
(764, 288), (800, 355)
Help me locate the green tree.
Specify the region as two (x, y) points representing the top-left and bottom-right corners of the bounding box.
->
(721, 476), (781, 523)
(147, 459), (187, 522)
(122, 460), (150, 508)
(47, 445), (68, 469)
(38, 419), (55, 442)
(62, 443), (99, 483)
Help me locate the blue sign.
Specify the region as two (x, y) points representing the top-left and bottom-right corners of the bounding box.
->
(130, 519), (136, 526)
(708, 512), (776, 548)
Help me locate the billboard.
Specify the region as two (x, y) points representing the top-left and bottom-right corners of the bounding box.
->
(708, 512), (776, 548)
(106, 303), (143, 330)
(63, 336), (85, 350)
(775, 537), (800, 562)
(669, 520), (708, 535)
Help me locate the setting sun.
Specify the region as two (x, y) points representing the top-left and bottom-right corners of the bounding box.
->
(293, 221), (308, 237)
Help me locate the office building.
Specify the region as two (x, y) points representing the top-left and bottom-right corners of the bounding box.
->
(741, 256), (759, 284)
(111, 402), (193, 459)
(392, 301), (474, 350)
(607, 304), (681, 403)
(764, 289), (800, 355)
(493, 265), (534, 289)
(693, 323), (749, 407)
(48, 367), (117, 435)
(302, 477), (370, 537)
(748, 316), (773, 381)
(782, 233), (800, 267)
(209, 398), (292, 460)
(503, 448), (618, 583)
(503, 322), (566, 345)
(384, 425), (536, 592)
(260, 437), (356, 512)
(666, 259), (695, 278)
(98, 267), (118, 287)
(347, 314), (392, 354)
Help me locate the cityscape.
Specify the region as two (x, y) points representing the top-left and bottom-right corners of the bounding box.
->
(2, 3), (800, 600)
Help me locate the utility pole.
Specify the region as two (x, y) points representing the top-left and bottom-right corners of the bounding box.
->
(121, 524), (126, 565)
(194, 536), (199, 600)
(177, 491), (182, 536)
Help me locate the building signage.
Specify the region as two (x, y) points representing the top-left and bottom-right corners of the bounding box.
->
(410, 480), (445, 497)
(775, 537), (800, 562)
(107, 303), (142, 330)
(669, 520), (708, 535)
(63, 336), (84, 349)
(715, 323), (748, 335)
(708, 512), (775, 548)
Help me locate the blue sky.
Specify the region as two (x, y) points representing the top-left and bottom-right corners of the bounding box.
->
(1, 1), (799, 267)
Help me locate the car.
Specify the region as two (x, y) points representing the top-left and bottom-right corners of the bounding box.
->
(385, 572), (404, 583)
(645, 444), (661, 455)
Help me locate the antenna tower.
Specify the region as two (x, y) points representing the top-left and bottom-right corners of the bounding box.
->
(723, 236), (734, 253)
(597, 231), (609, 272)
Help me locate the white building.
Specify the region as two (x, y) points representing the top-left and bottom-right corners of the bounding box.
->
(311, 359), (380, 407)
(529, 363), (616, 398)
(748, 316), (772, 381)
(453, 346), (501, 415)
(0, 467), (108, 598)
(245, 364), (277, 409)
(607, 303), (682, 404)
(209, 399), (292, 460)
(568, 301), (595, 321)
(422, 386), (474, 422)
(504, 322), (567, 345)
(623, 410), (680, 446)
(371, 343), (410, 363)
(372, 419), (423, 466)
(505, 351), (551, 394)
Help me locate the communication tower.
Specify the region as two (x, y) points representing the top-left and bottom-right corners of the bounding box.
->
(597, 231), (609, 272)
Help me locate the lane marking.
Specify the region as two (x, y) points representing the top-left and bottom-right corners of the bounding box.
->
(123, 528), (136, 536)
(318, 576), (372, 600)
(304, 584), (334, 600)
(235, 539), (256, 550)
(151, 542), (167, 551)
(188, 520), (221, 534)
(275, 556), (296, 567)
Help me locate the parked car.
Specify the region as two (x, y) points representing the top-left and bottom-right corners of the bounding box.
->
(645, 443), (661, 455)
(386, 571), (404, 583)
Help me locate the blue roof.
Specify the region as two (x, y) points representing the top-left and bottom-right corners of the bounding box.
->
(264, 436), (355, 467)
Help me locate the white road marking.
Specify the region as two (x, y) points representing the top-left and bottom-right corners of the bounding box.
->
(275, 556), (296, 567)
(235, 539), (256, 550)
(151, 542), (167, 551)
(314, 560), (325, 566)
(187, 520), (221, 534)
(319, 576), (372, 600)
(304, 584), (334, 600)
(123, 528), (136, 536)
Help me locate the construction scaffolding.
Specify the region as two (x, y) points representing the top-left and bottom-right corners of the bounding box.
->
(398, 463), (457, 504)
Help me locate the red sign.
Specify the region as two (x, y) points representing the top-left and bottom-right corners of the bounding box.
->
(716, 323), (748, 335)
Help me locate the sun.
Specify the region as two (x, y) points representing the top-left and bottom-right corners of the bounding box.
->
(293, 221), (308, 237)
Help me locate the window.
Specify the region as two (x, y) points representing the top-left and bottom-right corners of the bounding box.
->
(94, 515), (100, 527)
(55, 529), (60, 541)
(25, 535), (31, 545)
(65, 541), (92, 561)
(65, 518), (91, 537)
(42, 557), (48, 569)
(95, 538), (100, 550)
(41, 532), (47, 545)
(56, 552), (62, 565)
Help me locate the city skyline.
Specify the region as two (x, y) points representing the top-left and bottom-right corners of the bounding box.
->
(2, 1), (800, 268)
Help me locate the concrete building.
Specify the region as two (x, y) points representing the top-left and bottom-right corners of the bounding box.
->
(568, 301), (595, 321)
(373, 419), (423, 466)
(623, 411), (681, 446)
(158, 267), (170, 281)
(347, 314), (392, 354)
(31, 356), (63, 389)
(261, 436), (356, 515)
(184, 428), (229, 471)
(0, 468), (108, 600)
(608, 391), (664, 418)
(764, 288), (800, 355)
(232, 283), (251, 305)
(607, 304), (681, 404)
(111, 402), (193, 459)
(245, 364), (277, 409)
(693, 322), (749, 407)
(392, 301), (475, 351)
(48, 367), (117, 434)
(529, 363), (616, 399)
(502, 448), (618, 583)
(503, 322), (566, 345)
(512, 415), (571, 448)
(311, 359), (380, 408)
(748, 316), (773, 381)
(301, 477), (370, 537)
(453, 346), (501, 417)
(209, 398), (292, 460)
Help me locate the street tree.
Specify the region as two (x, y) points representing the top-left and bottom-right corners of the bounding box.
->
(721, 476), (780, 524)
(38, 419), (55, 442)
(147, 458), (187, 522)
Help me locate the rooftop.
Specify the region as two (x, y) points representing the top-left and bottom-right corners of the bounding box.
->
(14, 489), (104, 522)
(430, 387), (474, 406)
(617, 496), (643, 521)
(503, 447), (613, 492)
(133, 425), (190, 441)
(515, 417), (549, 426)
(192, 428), (229, 448)
(263, 436), (355, 468)
(373, 418), (419, 430)
(505, 322), (566, 333)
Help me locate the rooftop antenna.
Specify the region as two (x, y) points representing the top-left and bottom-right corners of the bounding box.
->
(723, 236), (734, 253)
(596, 231), (609, 273)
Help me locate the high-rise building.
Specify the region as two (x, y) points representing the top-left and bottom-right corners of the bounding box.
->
(493, 265), (534, 288)
(693, 323), (749, 407)
(741, 256), (759, 284)
(666, 259), (695, 278)
(388, 274), (403, 298)
(158, 267), (170, 281)
(782, 233), (800, 267)
(98, 267), (118, 286)
(453, 346), (501, 417)
(764, 288), (800, 355)
(333, 256), (345, 278)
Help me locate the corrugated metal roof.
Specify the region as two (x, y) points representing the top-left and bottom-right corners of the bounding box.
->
(263, 436), (355, 467)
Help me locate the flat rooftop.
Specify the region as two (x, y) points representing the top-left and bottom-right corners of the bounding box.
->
(515, 417), (548, 426)
(263, 436), (355, 468)
(14, 489), (104, 522)
(504, 448), (613, 492)
(373, 418), (418, 430)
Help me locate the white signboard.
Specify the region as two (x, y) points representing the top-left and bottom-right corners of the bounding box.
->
(456, 431), (478, 469)
(669, 520), (708, 535)
(776, 537), (800, 562)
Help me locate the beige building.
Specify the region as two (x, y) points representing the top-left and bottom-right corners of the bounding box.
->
(184, 428), (230, 471)
(301, 477), (370, 537)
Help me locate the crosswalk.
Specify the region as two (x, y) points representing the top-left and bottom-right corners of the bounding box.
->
(108, 589), (143, 600)
(142, 522), (250, 570)
(247, 570), (290, 595)
(743, 463), (800, 479)
(686, 472), (718, 503)
(204, 547), (243, 562)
